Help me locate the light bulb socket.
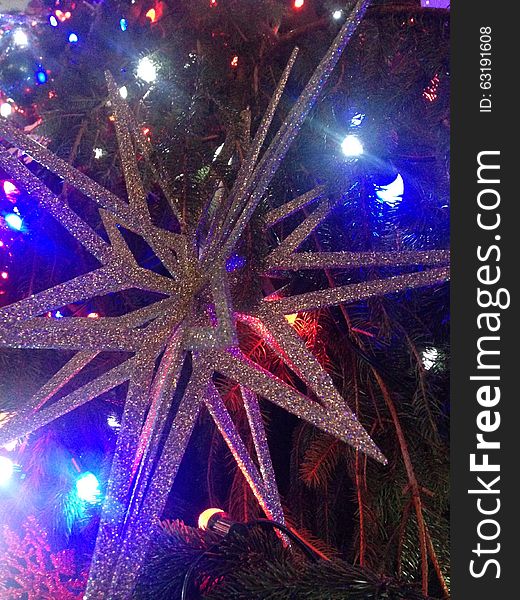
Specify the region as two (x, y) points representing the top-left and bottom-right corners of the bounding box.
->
(203, 511), (247, 537)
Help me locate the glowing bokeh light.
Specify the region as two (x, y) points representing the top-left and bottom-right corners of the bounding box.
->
(119, 86), (128, 99)
(36, 69), (48, 85)
(68, 33), (79, 43)
(136, 57), (157, 83)
(49, 15), (58, 27)
(0, 103), (13, 118)
(13, 29), (29, 47)
(145, 8), (157, 23)
(120, 18), (128, 31)
(332, 9), (342, 20)
(76, 472), (101, 503)
(5, 213), (23, 231)
(341, 134), (364, 157)
(3, 181), (18, 196)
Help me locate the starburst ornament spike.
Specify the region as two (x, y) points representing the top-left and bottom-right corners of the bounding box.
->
(0, 1), (449, 597)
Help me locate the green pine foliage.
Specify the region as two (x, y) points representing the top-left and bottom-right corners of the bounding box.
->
(135, 519), (436, 599)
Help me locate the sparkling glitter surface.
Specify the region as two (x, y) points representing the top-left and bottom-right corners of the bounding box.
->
(0, 1), (450, 597)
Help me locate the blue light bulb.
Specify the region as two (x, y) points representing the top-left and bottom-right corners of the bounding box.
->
(36, 69), (47, 84)
(5, 213), (23, 231)
(120, 18), (128, 31)
(68, 33), (78, 43)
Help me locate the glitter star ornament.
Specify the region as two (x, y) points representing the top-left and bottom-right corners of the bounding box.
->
(0, 1), (449, 597)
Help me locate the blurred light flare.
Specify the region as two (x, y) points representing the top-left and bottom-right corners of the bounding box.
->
(136, 57), (157, 83)
(5, 213), (23, 231)
(68, 33), (79, 43)
(36, 69), (48, 84)
(3, 181), (19, 197)
(332, 9), (343, 20)
(0, 103), (13, 118)
(341, 134), (364, 157)
(76, 472), (101, 503)
(13, 29), (29, 47)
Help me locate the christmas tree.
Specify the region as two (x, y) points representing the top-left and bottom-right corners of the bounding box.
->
(0, 1), (450, 598)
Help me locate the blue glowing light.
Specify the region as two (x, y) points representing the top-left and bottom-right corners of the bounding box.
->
(35, 69), (47, 84)
(0, 456), (14, 486)
(49, 15), (58, 27)
(54, 310), (64, 319)
(374, 173), (404, 206)
(120, 18), (128, 31)
(76, 472), (101, 503)
(5, 213), (23, 231)
(68, 33), (78, 43)
(226, 253), (246, 272)
(350, 112), (365, 127)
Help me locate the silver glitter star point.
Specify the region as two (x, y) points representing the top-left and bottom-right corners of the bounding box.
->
(0, 2), (449, 597)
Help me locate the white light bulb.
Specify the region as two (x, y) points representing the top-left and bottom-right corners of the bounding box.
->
(332, 10), (342, 20)
(136, 57), (157, 83)
(341, 134), (364, 157)
(0, 103), (13, 118)
(76, 472), (101, 503)
(119, 86), (128, 99)
(93, 147), (105, 159)
(107, 415), (120, 429)
(13, 29), (29, 47)
(421, 347), (439, 370)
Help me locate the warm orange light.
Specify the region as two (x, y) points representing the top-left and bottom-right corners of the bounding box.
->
(87, 312), (99, 319)
(55, 10), (72, 22)
(285, 313), (298, 325)
(230, 55), (239, 68)
(198, 507), (225, 530)
(145, 8), (157, 23)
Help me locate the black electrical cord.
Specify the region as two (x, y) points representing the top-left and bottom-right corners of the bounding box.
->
(180, 518), (321, 599)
